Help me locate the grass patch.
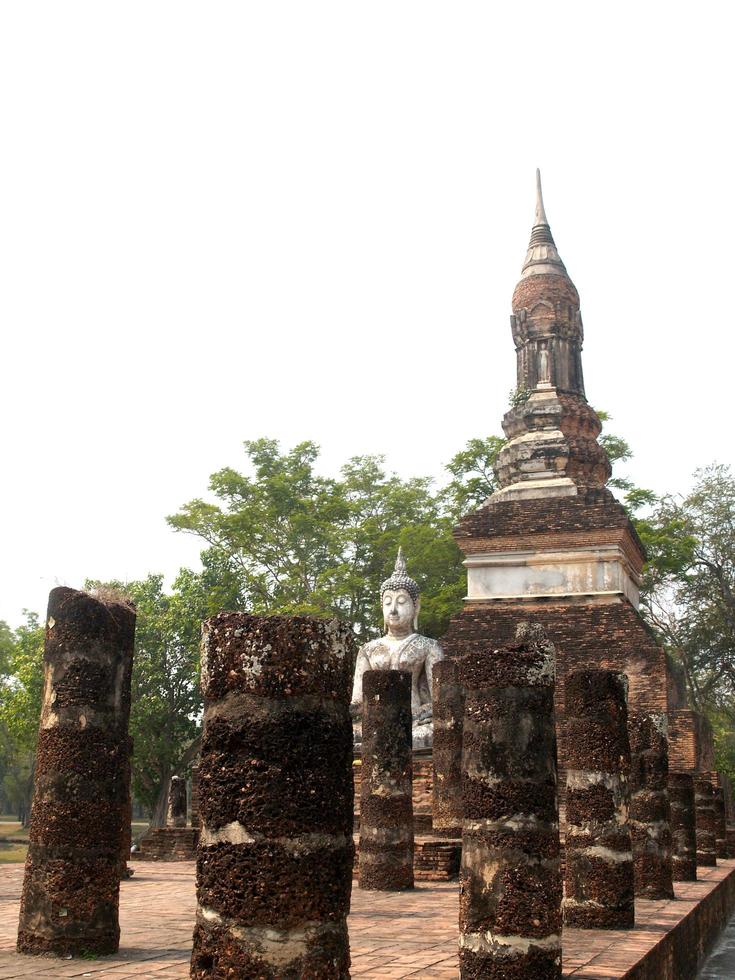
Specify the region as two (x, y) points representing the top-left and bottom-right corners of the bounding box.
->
(0, 840), (28, 863)
(0, 819), (147, 860)
(0, 822), (28, 841)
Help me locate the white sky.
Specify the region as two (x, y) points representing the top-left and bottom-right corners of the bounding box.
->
(1, 3), (733, 627)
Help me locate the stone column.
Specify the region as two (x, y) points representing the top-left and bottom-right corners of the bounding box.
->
(17, 587), (135, 957)
(628, 712), (674, 899)
(668, 773), (697, 881)
(432, 659), (464, 838)
(120, 759), (133, 879)
(695, 775), (717, 867)
(458, 631), (561, 979)
(190, 766), (200, 830)
(713, 784), (728, 859)
(168, 776), (187, 828)
(564, 669), (634, 929)
(359, 669), (414, 891)
(190, 614), (355, 979)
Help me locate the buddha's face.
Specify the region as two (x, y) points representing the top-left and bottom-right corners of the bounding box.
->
(382, 588), (417, 636)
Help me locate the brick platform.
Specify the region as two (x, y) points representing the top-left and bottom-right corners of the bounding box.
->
(2, 861), (735, 978)
(133, 828), (198, 862)
(352, 835), (462, 882)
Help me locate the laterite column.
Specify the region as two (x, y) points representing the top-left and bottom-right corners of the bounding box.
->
(190, 766), (200, 830)
(668, 773), (697, 880)
(564, 669), (634, 929)
(459, 631), (561, 979)
(190, 614), (355, 979)
(168, 775), (187, 828)
(628, 712), (674, 899)
(713, 784), (728, 859)
(695, 775), (717, 867)
(359, 669), (414, 890)
(432, 659), (464, 837)
(17, 587), (135, 956)
(120, 761), (133, 878)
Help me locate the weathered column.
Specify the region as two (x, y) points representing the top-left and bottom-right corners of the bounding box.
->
(695, 775), (717, 867)
(628, 712), (674, 899)
(432, 659), (464, 838)
(190, 765), (200, 830)
(120, 758), (133, 879)
(359, 669), (414, 891)
(668, 772), (697, 881)
(713, 784), (728, 859)
(459, 629), (561, 979)
(564, 669), (634, 929)
(190, 614), (355, 979)
(17, 587), (135, 956)
(168, 775), (187, 828)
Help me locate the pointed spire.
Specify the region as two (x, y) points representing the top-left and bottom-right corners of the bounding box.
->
(520, 169), (568, 279)
(380, 545), (419, 601)
(395, 546), (407, 576)
(534, 168), (548, 226)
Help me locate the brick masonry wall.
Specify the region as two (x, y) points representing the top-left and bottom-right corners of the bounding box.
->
(624, 865), (735, 979)
(669, 710), (715, 774)
(458, 527), (644, 573)
(455, 487), (645, 560)
(443, 598), (669, 800)
(133, 828), (198, 861)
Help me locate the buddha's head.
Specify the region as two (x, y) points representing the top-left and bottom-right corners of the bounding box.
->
(381, 548), (420, 637)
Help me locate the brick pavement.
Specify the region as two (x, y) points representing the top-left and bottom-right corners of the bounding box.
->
(1, 861), (734, 978)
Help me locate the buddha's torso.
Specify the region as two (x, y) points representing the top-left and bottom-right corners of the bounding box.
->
(360, 633), (442, 716)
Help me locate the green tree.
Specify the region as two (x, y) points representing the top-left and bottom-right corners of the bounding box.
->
(168, 439), (466, 640)
(593, 410), (686, 609)
(0, 613), (45, 824)
(86, 575), (203, 830)
(642, 465), (735, 705)
(0, 620), (13, 677)
(638, 464), (735, 783)
(441, 436), (506, 520)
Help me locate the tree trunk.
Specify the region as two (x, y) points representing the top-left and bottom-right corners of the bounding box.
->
(148, 764), (171, 830)
(146, 736), (202, 831)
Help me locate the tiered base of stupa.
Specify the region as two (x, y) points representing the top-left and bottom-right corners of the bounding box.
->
(443, 486), (703, 807)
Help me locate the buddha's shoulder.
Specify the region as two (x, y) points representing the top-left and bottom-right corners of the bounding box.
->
(358, 637), (389, 657)
(411, 634), (444, 655)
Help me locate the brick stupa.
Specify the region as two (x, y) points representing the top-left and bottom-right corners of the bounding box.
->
(443, 171), (713, 793)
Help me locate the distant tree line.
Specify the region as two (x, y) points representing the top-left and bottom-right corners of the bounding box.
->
(2, 422), (734, 825)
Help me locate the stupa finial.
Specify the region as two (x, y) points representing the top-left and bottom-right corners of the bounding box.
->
(535, 168), (548, 226)
(521, 169), (567, 278)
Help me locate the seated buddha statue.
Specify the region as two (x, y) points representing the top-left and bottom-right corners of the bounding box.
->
(350, 548), (444, 749)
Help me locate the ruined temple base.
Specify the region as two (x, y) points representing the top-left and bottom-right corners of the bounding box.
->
(132, 827), (199, 861)
(353, 834), (462, 882)
(354, 747), (461, 881)
(2, 861), (735, 977)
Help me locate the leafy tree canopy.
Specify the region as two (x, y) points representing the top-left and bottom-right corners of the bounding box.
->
(641, 464), (735, 713)
(167, 437), (505, 640)
(85, 575), (204, 827)
(0, 613), (45, 822)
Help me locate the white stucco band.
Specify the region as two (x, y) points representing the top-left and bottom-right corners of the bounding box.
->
(464, 543), (640, 608)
